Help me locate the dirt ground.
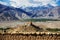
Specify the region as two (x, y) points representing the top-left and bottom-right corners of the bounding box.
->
(0, 21), (60, 28)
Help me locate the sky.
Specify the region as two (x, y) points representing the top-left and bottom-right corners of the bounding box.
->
(0, 0), (60, 8)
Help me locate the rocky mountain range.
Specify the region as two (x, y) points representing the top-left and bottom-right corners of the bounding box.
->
(0, 4), (60, 21)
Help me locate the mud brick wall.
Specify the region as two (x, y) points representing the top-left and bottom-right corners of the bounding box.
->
(0, 34), (60, 40)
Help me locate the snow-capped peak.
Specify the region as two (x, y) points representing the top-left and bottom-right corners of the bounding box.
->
(0, 0), (59, 8)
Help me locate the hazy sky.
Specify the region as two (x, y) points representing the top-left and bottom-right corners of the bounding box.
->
(0, 0), (60, 8)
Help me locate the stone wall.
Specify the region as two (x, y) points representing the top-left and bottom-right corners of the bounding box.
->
(0, 34), (60, 40)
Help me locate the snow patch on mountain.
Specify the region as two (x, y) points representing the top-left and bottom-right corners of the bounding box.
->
(10, 0), (58, 8)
